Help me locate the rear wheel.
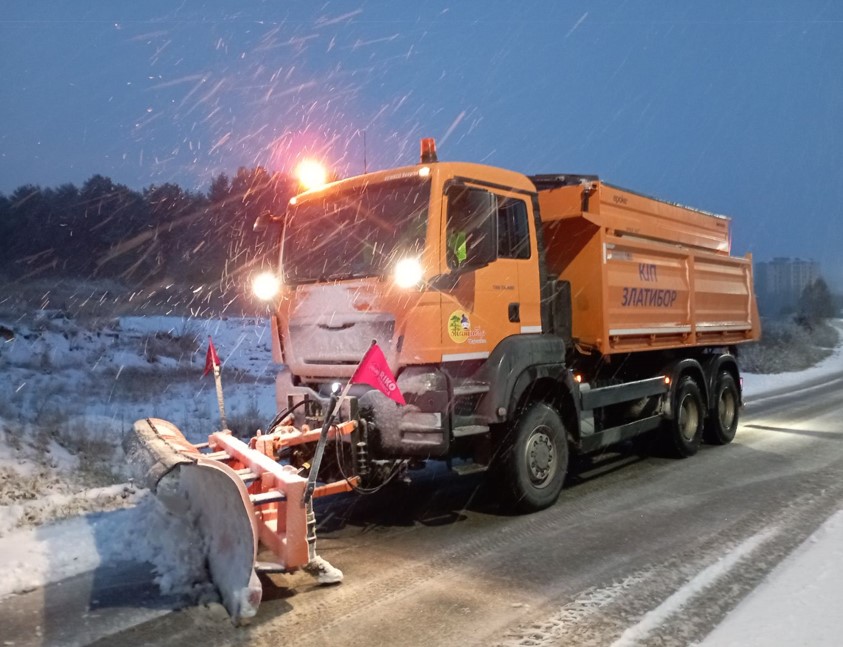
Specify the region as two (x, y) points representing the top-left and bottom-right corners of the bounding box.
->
(704, 372), (740, 445)
(665, 376), (704, 458)
(498, 402), (568, 513)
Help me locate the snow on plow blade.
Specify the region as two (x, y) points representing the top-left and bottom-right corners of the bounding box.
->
(125, 418), (262, 622)
(178, 455), (263, 621)
(125, 417), (347, 623)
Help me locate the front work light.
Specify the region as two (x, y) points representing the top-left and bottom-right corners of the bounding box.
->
(252, 272), (282, 301)
(394, 257), (424, 289)
(295, 159), (328, 191)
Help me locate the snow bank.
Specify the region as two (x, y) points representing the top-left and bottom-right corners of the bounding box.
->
(0, 492), (213, 601)
(700, 510), (843, 646)
(0, 313), (276, 600)
(742, 321), (843, 398)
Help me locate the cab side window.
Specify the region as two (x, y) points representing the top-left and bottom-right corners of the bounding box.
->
(445, 186), (497, 269)
(498, 198), (530, 259)
(445, 187), (530, 269)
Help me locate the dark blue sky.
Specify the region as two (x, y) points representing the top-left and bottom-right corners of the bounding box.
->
(2, 1), (842, 285)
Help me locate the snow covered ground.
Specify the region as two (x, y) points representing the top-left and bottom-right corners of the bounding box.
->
(0, 313), (841, 642)
(0, 312), (276, 600)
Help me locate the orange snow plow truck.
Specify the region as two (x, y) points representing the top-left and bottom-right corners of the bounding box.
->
(126, 139), (760, 622)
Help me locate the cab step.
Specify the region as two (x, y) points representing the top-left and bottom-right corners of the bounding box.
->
(451, 462), (489, 476)
(452, 424), (490, 437)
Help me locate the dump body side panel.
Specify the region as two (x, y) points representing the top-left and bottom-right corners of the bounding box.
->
(597, 183), (731, 254)
(537, 182), (760, 355)
(600, 234), (758, 353)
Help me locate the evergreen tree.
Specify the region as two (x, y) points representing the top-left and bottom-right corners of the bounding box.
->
(796, 277), (837, 327)
(206, 166), (295, 290)
(5, 185), (58, 277)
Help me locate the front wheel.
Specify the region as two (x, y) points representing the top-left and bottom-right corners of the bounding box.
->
(704, 372), (740, 445)
(497, 402), (569, 513)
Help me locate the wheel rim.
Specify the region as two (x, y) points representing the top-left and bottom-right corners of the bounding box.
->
(678, 395), (700, 442)
(718, 387), (736, 430)
(524, 426), (555, 489)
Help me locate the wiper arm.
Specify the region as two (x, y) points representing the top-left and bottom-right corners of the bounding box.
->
(323, 270), (371, 282)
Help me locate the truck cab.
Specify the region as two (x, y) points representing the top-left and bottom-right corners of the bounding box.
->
(267, 152), (570, 455)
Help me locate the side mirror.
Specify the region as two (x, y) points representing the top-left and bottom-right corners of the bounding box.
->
(253, 212), (283, 232)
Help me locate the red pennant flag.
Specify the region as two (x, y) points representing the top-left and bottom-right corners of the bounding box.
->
(350, 342), (405, 405)
(203, 337), (221, 376)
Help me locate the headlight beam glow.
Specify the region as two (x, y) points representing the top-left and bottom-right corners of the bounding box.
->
(394, 257), (424, 289)
(252, 272), (282, 301)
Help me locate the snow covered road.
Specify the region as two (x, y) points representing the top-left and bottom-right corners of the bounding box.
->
(1, 316), (842, 646)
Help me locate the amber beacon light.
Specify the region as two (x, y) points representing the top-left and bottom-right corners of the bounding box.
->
(420, 137), (438, 163)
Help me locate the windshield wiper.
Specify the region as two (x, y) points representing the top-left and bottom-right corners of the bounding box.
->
(323, 270), (372, 282)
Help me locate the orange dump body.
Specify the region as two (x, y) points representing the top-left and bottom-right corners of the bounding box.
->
(538, 180), (760, 355)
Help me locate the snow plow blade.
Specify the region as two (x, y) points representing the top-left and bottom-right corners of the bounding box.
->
(125, 418), (261, 622)
(125, 417), (351, 623)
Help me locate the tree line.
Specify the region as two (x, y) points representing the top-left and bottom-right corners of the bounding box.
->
(0, 168), (297, 293)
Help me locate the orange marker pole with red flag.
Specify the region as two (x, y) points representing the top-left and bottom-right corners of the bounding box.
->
(299, 341), (405, 566)
(204, 337), (227, 430)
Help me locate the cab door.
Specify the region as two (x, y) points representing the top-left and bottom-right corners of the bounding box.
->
(439, 183), (538, 361)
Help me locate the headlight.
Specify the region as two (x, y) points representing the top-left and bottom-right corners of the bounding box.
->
(394, 257), (424, 289)
(252, 272), (282, 301)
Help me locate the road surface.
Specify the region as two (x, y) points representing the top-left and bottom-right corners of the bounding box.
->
(2, 371), (843, 647)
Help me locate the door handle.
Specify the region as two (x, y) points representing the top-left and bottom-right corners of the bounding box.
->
(508, 303), (520, 323)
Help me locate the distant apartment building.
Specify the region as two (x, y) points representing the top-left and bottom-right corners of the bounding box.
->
(754, 257), (820, 315)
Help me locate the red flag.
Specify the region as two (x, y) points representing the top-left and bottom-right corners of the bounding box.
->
(350, 342), (405, 405)
(203, 337), (221, 376)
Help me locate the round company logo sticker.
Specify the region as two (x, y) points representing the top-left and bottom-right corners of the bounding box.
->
(447, 309), (471, 344)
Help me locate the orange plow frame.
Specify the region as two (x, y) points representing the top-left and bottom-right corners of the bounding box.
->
(204, 420), (360, 571)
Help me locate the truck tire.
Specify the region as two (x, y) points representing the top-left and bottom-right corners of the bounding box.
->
(665, 376), (704, 458)
(498, 402), (568, 513)
(704, 372), (739, 445)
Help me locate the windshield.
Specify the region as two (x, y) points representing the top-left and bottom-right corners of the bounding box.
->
(281, 178), (430, 284)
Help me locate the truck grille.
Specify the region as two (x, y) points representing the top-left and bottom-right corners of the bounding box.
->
(289, 318), (395, 365)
